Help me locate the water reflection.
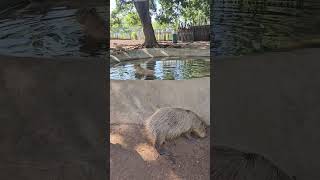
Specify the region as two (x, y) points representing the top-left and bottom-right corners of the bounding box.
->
(0, 5), (107, 57)
(110, 57), (210, 80)
(212, 0), (320, 56)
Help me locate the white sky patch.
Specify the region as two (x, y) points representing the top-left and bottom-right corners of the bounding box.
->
(110, 0), (116, 13)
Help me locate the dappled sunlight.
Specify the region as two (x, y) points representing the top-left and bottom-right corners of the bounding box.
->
(134, 143), (159, 161)
(122, 52), (131, 58)
(168, 171), (183, 180)
(110, 123), (148, 148)
(110, 143), (153, 179)
(159, 50), (169, 56)
(110, 121), (210, 179)
(110, 55), (120, 62)
(142, 49), (154, 58)
(110, 133), (127, 147)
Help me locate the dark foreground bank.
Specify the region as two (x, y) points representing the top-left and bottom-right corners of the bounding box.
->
(213, 48), (320, 180)
(0, 55), (107, 179)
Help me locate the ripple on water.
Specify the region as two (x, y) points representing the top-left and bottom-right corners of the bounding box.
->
(212, 0), (320, 57)
(110, 57), (210, 80)
(0, 5), (107, 57)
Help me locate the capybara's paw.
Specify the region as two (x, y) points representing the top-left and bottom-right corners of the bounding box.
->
(158, 148), (168, 155)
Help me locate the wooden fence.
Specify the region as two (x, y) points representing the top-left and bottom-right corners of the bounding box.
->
(178, 25), (210, 42)
(215, 0), (304, 9)
(111, 25), (210, 42)
(111, 29), (173, 41)
(154, 29), (173, 41)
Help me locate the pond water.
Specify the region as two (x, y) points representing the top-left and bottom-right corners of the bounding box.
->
(0, 4), (107, 58)
(110, 57), (210, 80)
(212, 0), (320, 57)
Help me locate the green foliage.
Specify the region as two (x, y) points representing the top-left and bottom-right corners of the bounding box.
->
(124, 12), (141, 27)
(131, 32), (138, 40)
(156, 0), (210, 26)
(111, 0), (141, 34)
(111, 0), (210, 38)
(152, 21), (170, 29)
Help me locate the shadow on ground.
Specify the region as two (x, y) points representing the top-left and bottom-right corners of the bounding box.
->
(110, 123), (210, 180)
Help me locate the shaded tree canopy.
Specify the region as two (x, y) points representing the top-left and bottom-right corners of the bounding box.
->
(156, 0), (210, 27)
(111, 1), (141, 30)
(112, 0), (209, 27)
(111, 0), (210, 47)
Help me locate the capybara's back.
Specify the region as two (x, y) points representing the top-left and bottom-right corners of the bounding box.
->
(145, 107), (206, 150)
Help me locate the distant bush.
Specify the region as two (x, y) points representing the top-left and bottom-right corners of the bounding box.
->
(131, 32), (138, 40)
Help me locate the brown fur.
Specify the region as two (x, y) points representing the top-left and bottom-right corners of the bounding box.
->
(145, 107), (207, 151)
(75, 8), (106, 40)
(133, 64), (154, 76)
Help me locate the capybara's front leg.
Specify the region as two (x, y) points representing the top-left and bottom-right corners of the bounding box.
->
(184, 132), (197, 144)
(155, 136), (168, 155)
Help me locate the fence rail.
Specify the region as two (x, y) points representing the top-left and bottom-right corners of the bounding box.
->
(111, 25), (210, 42)
(111, 29), (174, 41)
(178, 25), (210, 41)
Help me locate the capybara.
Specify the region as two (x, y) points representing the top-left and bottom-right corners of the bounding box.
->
(145, 107), (207, 154)
(75, 7), (106, 40)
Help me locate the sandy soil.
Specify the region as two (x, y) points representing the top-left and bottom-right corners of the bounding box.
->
(110, 123), (210, 180)
(110, 40), (209, 50)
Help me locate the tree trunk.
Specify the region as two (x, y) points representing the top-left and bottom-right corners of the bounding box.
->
(133, 0), (159, 48)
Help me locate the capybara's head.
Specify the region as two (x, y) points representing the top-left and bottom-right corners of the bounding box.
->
(76, 8), (97, 24)
(192, 120), (207, 138)
(133, 64), (143, 69)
